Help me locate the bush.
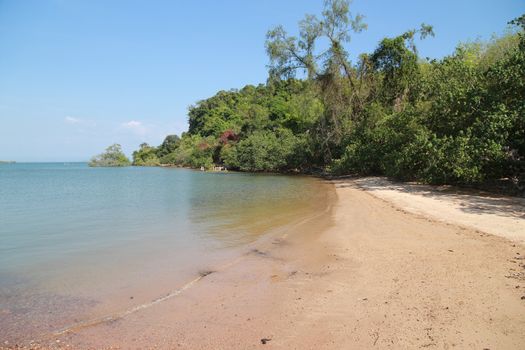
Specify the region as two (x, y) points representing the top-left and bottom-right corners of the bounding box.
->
(89, 144), (130, 167)
(159, 135), (215, 169)
(132, 143), (160, 166)
(226, 129), (304, 172)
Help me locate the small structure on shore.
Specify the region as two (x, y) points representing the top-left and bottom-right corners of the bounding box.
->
(200, 165), (227, 172)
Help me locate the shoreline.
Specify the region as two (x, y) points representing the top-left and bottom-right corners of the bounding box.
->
(343, 176), (525, 244)
(5, 177), (525, 349)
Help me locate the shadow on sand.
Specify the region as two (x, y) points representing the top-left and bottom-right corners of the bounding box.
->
(332, 177), (525, 220)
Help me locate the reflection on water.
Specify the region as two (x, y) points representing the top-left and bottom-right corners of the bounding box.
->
(188, 172), (331, 245)
(0, 163), (333, 343)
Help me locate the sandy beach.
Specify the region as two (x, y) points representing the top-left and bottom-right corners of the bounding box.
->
(8, 177), (525, 349)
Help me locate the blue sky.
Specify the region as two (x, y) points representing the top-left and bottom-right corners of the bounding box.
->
(0, 0), (523, 162)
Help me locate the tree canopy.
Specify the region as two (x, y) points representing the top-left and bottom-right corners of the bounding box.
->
(128, 1), (524, 194)
(89, 144), (131, 167)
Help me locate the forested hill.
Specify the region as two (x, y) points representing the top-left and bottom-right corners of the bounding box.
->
(131, 0), (525, 194)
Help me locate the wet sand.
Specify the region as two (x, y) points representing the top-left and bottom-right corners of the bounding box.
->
(5, 178), (525, 349)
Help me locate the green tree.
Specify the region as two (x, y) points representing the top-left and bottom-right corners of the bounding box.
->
(156, 135), (181, 158)
(370, 24), (433, 109)
(132, 143), (160, 166)
(226, 129), (304, 172)
(89, 144), (131, 167)
(266, 0), (367, 162)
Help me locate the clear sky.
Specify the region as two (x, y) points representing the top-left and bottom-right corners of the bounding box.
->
(1, 0), (523, 162)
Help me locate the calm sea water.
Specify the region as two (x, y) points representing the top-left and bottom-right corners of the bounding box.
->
(0, 163), (333, 343)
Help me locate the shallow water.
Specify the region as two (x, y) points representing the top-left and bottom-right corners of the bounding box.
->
(0, 163), (333, 343)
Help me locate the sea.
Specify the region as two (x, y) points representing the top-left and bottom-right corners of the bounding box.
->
(0, 162), (333, 343)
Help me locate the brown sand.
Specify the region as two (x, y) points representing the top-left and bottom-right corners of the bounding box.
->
(7, 178), (525, 349)
(350, 177), (525, 244)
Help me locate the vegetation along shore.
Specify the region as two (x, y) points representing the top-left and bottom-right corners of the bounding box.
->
(91, 2), (524, 195)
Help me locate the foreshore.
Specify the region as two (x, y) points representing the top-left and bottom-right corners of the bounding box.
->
(6, 177), (525, 349)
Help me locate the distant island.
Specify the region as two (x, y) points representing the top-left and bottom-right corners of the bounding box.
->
(0, 160), (16, 164)
(88, 144), (130, 167)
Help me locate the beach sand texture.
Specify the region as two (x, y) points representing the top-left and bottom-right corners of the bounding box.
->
(5, 178), (525, 349)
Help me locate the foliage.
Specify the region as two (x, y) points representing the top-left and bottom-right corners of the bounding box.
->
(129, 3), (524, 193)
(334, 11), (525, 192)
(369, 24), (433, 109)
(223, 129), (306, 172)
(89, 144), (131, 167)
(132, 143), (160, 166)
(156, 135), (181, 158)
(158, 134), (216, 169)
